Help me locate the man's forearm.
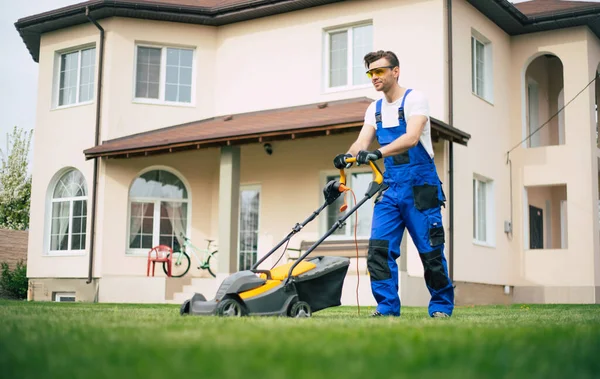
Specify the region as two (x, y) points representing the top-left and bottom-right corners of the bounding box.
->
(378, 134), (419, 157)
(347, 140), (370, 157)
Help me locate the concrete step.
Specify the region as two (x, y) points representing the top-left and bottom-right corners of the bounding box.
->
(170, 277), (221, 305)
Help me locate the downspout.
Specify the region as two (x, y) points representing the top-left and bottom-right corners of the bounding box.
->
(86, 7), (104, 285)
(446, 0), (454, 282)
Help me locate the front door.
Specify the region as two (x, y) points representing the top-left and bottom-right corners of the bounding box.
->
(529, 205), (544, 249)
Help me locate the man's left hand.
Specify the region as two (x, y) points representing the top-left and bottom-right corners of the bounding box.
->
(356, 149), (382, 165)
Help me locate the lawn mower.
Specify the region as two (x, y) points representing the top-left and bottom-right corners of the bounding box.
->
(179, 157), (388, 317)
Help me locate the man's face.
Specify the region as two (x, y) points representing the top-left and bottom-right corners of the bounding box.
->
(366, 58), (399, 92)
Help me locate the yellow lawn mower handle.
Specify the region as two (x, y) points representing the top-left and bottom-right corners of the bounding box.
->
(339, 157), (384, 186)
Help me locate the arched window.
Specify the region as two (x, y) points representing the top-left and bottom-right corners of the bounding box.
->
(50, 169), (87, 252)
(128, 169), (188, 253)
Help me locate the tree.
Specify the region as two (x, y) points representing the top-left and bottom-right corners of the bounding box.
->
(0, 126), (33, 230)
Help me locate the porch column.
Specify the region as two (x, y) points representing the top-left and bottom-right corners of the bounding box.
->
(218, 146), (240, 275)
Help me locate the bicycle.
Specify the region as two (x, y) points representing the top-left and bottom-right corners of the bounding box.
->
(164, 233), (218, 278)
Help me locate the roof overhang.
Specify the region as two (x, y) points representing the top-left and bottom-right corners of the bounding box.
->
(467, 0), (600, 38)
(83, 97), (471, 160)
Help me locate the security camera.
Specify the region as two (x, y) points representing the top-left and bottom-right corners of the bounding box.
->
(264, 143), (273, 155)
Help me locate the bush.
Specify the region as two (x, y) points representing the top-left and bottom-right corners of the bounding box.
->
(0, 260), (27, 299)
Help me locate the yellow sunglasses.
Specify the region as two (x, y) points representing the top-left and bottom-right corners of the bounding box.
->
(366, 65), (395, 79)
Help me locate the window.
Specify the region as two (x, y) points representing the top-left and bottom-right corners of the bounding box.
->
(325, 23), (373, 89)
(54, 292), (76, 302)
(323, 172), (374, 238)
(239, 186), (261, 271)
(56, 47), (96, 107)
(134, 45), (194, 104)
(49, 170), (88, 253)
(128, 169), (189, 254)
(473, 175), (494, 245)
(471, 30), (493, 102)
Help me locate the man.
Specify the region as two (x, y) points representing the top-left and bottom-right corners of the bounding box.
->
(333, 50), (454, 318)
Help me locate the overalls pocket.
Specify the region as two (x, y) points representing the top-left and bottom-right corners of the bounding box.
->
(411, 169), (441, 211)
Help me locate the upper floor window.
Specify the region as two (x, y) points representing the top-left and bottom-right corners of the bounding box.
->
(325, 23), (373, 90)
(134, 45), (194, 105)
(471, 30), (493, 103)
(55, 47), (96, 107)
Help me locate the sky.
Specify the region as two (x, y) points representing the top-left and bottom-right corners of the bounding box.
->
(1, 0), (600, 173)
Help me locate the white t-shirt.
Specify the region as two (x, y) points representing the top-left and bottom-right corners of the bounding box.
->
(363, 89), (433, 158)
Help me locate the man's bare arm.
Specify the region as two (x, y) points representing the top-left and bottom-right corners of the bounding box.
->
(377, 115), (427, 157)
(347, 123), (377, 156)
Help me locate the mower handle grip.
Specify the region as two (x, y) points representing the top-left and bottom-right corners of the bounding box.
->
(339, 157), (383, 186)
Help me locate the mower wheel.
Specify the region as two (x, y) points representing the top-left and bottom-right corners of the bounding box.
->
(216, 298), (244, 317)
(180, 299), (190, 316)
(289, 301), (311, 318)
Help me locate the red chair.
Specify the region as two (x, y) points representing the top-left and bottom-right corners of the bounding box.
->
(147, 245), (173, 277)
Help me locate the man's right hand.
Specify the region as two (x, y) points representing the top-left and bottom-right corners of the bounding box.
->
(333, 153), (353, 169)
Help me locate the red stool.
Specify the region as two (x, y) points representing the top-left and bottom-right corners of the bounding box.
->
(147, 245), (173, 277)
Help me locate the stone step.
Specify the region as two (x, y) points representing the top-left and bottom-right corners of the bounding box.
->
(170, 277), (221, 305)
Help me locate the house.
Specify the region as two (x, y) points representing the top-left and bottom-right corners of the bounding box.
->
(15, 0), (600, 305)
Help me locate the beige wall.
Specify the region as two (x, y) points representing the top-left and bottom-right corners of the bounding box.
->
(587, 29), (600, 291)
(451, 0), (514, 285)
(215, 0), (446, 120)
(510, 27), (598, 291)
(100, 18), (218, 140)
(27, 23), (100, 278)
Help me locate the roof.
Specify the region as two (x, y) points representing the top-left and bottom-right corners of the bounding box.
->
(513, 0), (600, 17)
(14, 0), (600, 63)
(83, 97), (471, 159)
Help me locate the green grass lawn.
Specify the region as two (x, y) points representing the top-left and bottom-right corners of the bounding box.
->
(1, 300), (599, 379)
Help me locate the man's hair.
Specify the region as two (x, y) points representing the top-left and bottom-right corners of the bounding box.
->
(363, 50), (400, 69)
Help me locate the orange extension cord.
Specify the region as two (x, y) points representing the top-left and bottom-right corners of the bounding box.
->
(271, 188), (363, 315)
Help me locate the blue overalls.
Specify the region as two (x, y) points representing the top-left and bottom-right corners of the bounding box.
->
(368, 89), (454, 317)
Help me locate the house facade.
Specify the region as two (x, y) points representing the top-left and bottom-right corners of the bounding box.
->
(15, 0), (600, 305)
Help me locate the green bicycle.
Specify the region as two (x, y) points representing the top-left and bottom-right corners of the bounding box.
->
(164, 234), (218, 278)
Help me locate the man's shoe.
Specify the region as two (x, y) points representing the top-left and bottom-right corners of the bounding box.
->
(371, 311), (400, 317)
(432, 311), (450, 318)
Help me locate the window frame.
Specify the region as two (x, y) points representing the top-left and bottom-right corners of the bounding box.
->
(126, 167), (191, 256)
(46, 169), (88, 256)
(319, 168), (375, 240)
(54, 292), (76, 302)
(52, 44), (96, 110)
(472, 174), (495, 247)
(323, 22), (373, 93)
(471, 30), (494, 104)
(132, 43), (197, 107)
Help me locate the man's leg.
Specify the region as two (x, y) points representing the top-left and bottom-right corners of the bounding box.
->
(404, 204), (454, 317)
(368, 187), (405, 316)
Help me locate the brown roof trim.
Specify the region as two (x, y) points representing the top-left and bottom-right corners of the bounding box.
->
(83, 97), (471, 160)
